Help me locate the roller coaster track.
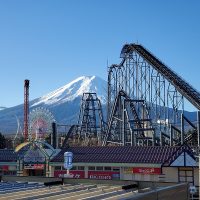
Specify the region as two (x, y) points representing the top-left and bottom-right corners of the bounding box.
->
(62, 125), (79, 148)
(104, 90), (156, 145)
(121, 44), (200, 110)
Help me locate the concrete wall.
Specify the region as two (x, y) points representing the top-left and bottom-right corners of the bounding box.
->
(122, 166), (199, 188)
(122, 167), (157, 181)
(122, 172), (159, 182)
(138, 181), (177, 189)
(124, 183), (189, 200)
(2, 175), (62, 183)
(2, 174), (190, 200)
(194, 168), (199, 186)
(63, 178), (137, 186)
(162, 167), (178, 182)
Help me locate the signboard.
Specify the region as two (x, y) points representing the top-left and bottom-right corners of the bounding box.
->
(54, 170), (85, 179)
(88, 171), (120, 180)
(64, 152), (73, 170)
(24, 164), (44, 170)
(54, 170), (120, 180)
(132, 167), (161, 174)
(124, 167), (132, 174)
(0, 165), (8, 171)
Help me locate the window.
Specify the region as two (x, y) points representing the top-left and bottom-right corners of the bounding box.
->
(4, 171), (16, 175)
(112, 173), (120, 180)
(187, 177), (193, 182)
(55, 166), (61, 170)
(71, 166), (77, 170)
(96, 166), (103, 171)
(88, 166), (95, 170)
(179, 171), (185, 176)
(104, 167), (111, 171)
(9, 166), (17, 170)
(77, 166), (85, 170)
(112, 167), (120, 172)
(178, 168), (194, 185)
(186, 171), (192, 176)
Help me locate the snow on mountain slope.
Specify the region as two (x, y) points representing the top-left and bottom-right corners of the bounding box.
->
(31, 76), (107, 107)
(0, 107), (6, 111)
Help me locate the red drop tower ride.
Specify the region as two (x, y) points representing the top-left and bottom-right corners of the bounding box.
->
(23, 79), (29, 141)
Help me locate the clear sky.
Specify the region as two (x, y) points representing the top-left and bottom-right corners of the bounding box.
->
(0, 0), (199, 110)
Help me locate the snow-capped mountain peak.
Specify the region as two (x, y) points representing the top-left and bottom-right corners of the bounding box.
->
(31, 76), (107, 107)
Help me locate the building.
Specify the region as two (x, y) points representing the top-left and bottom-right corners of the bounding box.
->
(0, 143), (199, 187)
(50, 145), (199, 186)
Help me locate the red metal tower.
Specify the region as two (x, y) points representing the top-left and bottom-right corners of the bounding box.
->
(23, 79), (29, 141)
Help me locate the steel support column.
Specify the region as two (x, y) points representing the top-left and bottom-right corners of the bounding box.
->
(122, 100), (125, 146)
(197, 111), (200, 147)
(160, 132), (163, 146)
(181, 113), (184, 145)
(170, 125), (173, 146)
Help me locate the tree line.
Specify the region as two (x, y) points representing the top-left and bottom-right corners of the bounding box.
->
(0, 132), (13, 149)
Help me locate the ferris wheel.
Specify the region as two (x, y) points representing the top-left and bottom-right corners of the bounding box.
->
(29, 107), (55, 141)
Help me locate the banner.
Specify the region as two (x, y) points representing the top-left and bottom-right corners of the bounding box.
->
(0, 165), (9, 171)
(132, 167), (161, 174)
(54, 170), (85, 179)
(88, 171), (120, 180)
(124, 167), (132, 174)
(24, 164), (44, 169)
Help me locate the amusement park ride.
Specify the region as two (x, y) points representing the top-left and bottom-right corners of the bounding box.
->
(62, 43), (200, 148)
(15, 43), (200, 151)
(14, 80), (56, 154)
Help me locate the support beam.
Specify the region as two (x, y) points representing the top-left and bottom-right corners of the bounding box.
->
(52, 122), (57, 149)
(152, 129), (155, 146)
(170, 125), (173, 146)
(122, 101), (125, 146)
(181, 113), (184, 145)
(23, 79), (29, 141)
(197, 111), (200, 147)
(160, 132), (163, 146)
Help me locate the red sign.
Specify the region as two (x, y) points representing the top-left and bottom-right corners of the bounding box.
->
(88, 171), (120, 180)
(0, 165), (9, 171)
(54, 170), (85, 179)
(132, 167), (161, 174)
(34, 164), (44, 169)
(24, 164), (44, 169)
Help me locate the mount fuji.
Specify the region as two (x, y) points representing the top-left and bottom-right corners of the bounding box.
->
(31, 76), (107, 107)
(0, 76), (107, 134)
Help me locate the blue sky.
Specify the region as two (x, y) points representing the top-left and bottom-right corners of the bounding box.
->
(0, 0), (199, 111)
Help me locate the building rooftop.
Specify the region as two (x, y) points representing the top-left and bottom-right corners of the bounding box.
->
(0, 149), (17, 162)
(50, 145), (194, 165)
(0, 145), (194, 165)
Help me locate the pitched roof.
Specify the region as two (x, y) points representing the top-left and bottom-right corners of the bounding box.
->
(0, 149), (17, 162)
(50, 146), (192, 164)
(162, 145), (196, 166)
(0, 145), (195, 165)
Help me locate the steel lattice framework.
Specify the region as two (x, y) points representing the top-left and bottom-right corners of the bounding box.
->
(104, 43), (200, 146)
(62, 93), (106, 147)
(78, 93), (106, 145)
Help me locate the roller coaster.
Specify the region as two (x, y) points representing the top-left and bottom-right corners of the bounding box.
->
(62, 43), (200, 147)
(62, 93), (106, 147)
